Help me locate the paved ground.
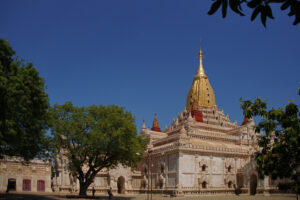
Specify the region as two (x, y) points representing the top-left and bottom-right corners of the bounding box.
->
(0, 193), (297, 200)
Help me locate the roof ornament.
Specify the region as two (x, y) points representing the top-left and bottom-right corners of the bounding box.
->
(164, 125), (168, 132)
(180, 121), (187, 135)
(142, 120), (146, 129)
(187, 111), (193, 122)
(185, 47), (216, 110)
(151, 113), (162, 132)
(196, 48), (206, 78)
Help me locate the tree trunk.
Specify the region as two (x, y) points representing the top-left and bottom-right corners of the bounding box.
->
(78, 174), (96, 196)
(79, 179), (90, 196)
(79, 185), (87, 196)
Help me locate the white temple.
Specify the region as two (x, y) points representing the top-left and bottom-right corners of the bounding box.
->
(52, 49), (283, 196)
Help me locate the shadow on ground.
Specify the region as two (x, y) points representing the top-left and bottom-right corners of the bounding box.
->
(0, 193), (297, 200)
(0, 193), (138, 200)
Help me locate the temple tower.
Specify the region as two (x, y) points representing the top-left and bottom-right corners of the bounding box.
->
(186, 49), (216, 110)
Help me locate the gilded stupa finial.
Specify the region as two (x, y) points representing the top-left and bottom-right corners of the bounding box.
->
(196, 47), (206, 78)
(185, 47), (216, 110)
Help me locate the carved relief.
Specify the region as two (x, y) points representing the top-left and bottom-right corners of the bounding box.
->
(157, 162), (166, 189)
(198, 174), (209, 189)
(224, 158), (235, 173)
(199, 159), (209, 173)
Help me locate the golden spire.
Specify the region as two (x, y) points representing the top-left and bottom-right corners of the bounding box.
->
(196, 48), (206, 78)
(185, 48), (216, 110)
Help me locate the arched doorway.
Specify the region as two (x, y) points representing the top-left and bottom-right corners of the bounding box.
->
(202, 181), (207, 189)
(250, 174), (257, 195)
(236, 172), (244, 188)
(117, 176), (125, 194)
(228, 181), (233, 188)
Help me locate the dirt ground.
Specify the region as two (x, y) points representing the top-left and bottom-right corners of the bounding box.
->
(0, 192), (297, 200)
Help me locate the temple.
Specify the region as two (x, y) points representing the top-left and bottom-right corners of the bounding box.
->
(51, 48), (285, 195)
(138, 48), (262, 195)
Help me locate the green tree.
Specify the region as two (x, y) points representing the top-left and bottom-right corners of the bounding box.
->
(208, 0), (300, 27)
(49, 102), (147, 196)
(240, 98), (300, 198)
(0, 38), (49, 160)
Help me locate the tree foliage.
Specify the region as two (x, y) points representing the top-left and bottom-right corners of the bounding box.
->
(0, 38), (49, 160)
(208, 0), (300, 27)
(49, 102), (147, 196)
(240, 98), (300, 194)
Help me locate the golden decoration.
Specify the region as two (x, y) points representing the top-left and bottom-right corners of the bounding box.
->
(186, 49), (216, 110)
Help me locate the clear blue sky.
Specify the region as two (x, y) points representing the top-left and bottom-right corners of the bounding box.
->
(1, 0), (299, 131)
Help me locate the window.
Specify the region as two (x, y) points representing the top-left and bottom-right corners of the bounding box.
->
(228, 181), (232, 188)
(202, 181), (207, 189)
(23, 179), (31, 191)
(228, 165), (231, 172)
(37, 180), (45, 192)
(202, 164), (206, 172)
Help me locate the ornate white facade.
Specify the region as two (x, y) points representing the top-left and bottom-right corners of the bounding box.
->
(138, 107), (262, 195)
(52, 49), (282, 196)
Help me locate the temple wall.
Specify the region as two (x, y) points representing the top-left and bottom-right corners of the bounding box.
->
(131, 176), (141, 188)
(0, 157), (51, 193)
(178, 153), (251, 189)
(94, 176), (108, 187)
(210, 175), (223, 188)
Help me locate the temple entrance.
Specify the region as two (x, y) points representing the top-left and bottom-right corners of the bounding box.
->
(117, 176), (125, 194)
(250, 174), (257, 195)
(228, 181), (233, 188)
(7, 179), (16, 191)
(202, 181), (207, 189)
(236, 172), (244, 188)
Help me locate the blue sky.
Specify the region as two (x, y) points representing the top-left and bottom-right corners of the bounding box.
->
(1, 0), (299, 131)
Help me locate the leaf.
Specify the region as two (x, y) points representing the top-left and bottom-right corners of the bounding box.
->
(293, 15), (300, 25)
(229, 0), (245, 16)
(251, 6), (261, 21)
(208, 0), (223, 15)
(288, 3), (296, 16)
(247, 0), (262, 9)
(268, 0), (285, 3)
(222, 0), (228, 18)
(261, 6), (267, 27)
(281, 0), (291, 10)
(266, 5), (274, 19)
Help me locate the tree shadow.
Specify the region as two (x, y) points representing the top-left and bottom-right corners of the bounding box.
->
(0, 193), (140, 200)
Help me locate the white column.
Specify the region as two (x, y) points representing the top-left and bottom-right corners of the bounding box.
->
(263, 176), (270, 196)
